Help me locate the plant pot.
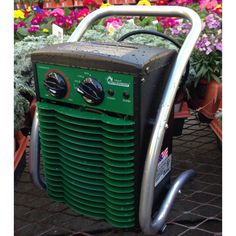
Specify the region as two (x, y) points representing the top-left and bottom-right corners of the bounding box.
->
(73, 0), (83, 6)
(43, 0), (57, 9)
(198, 80), (222, 120)
(15, 2), (22, 9)
(56, 0), (74, 7)
(23, 1), (30, 9)
(108, 0), (136, 4)
(187, 78), (208, 110)
(14, 131), (29, 172)
(173, 101), (191, 136)
(31, 2), (39, 6)
(209, 118), (222, 142)
(209, 98), (222, 142)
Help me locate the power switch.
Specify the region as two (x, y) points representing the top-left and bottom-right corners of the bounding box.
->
(123, 91), (130, 99)
(108, 89), (114, 97)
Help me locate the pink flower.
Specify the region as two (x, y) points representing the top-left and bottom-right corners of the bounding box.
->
(28, 25), (40, 33)
(31, 13), (46, 25)
(83, 0), (100, 8)
(156, 0), (167, 5)
(161, 17), (179, 28)
(175, 0), (193, 4)
(215, 42), (222, 51)
(104, 17), (123, 27)
(75, 8), (91, 22)
(199, 0), (218, 11)
(105, 18), (123, 34)
(64, 16), (74, 29)
(17, 22), (27, 28)
(14, 23), (18, 31)
(50, 8), (64, 17)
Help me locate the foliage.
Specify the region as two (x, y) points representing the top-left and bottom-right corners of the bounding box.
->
(14, 0), (222, 129)
(163, 0), (222, 86)
(14, 34), (69, 132)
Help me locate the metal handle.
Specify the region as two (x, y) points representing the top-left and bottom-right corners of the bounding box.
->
(68, 5), (202, 234)
(29, 111), (46, 190)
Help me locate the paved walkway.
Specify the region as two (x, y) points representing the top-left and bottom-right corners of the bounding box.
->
(14, 114), (222, 236)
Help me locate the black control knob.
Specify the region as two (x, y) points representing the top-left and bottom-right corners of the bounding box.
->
(77, 78), (104, 105)
(44, 71), (68, 99)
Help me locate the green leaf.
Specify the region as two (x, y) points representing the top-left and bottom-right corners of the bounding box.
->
(17, 27), (28, 37)
(64, 7), (70, 16)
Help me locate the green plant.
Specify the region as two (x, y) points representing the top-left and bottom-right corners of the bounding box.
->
(14, 34), (69, 132)
(164, 4), (222, 87)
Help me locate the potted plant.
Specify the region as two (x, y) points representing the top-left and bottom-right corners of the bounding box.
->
(209, 99), (222, 143)
(15, 0), (22, 10)
(14, 35), (67, 182)
(43, 0), (57, 8)
(22, 0), (30, 8)
(56, 0), (74, 8)
(163, 2), (222, 123)
(74, 0), (83, 7)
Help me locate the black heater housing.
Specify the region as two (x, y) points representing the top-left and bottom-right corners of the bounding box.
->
(31, 41), (177, 228)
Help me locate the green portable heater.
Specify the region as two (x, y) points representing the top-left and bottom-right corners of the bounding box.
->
(29, 6), (201, 235)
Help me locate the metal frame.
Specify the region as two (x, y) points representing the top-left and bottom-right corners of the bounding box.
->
(29, 5), (202, 235)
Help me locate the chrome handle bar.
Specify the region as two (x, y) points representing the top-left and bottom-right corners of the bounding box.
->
(30, 6), (201, 234)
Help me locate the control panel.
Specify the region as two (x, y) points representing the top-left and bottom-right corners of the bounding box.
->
(36, 63), (134, 116)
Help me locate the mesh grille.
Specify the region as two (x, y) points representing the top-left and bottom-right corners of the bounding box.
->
(38, 102), (136, 228)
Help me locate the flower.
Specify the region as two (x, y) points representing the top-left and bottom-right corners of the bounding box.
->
(213, 4), (222, 14)
(43, 28), (49, 33)
(28, 25), (40, 33)
(75, 8), (90, 22)
(26, 6), (31, 12)
(215, 42), (222, 51)
(199, 0), (218, 11)
(31, 5), (44, 14)
(137, 0), (151, 6)
(100, 3), (111, 8)
(105, 18), (123, 35)
(14, 23), (18, 32)
(14, 10), (25, 19)
(83, 0), (100, 8)
(161, 17), (179, 28)
(50, 8), (64, 17)
(156, 0), (167, 5)
(17, 22), (27, 28)
(205, 14), (221, 29)
(31, 13), (46, 25)
(64, 16), (74, 29)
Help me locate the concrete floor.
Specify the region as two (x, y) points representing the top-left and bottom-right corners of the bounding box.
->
(14, 114), (222, 236)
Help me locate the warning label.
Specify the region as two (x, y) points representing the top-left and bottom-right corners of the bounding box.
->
(155, 148), (172, 187)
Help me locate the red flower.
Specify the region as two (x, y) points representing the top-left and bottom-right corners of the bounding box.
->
(31, 13), (45, 25)
(82, 0), (100, 8)
(17, 22), (27, 28)
(156, 0), (167, 5)
(28, 25), (40, 33)
(75, 8), (91, 22)
(160, 17), (180, 28)
(104, 17), (123, 27)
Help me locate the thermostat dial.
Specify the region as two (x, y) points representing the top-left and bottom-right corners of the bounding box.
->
(77, 78), (104, 105)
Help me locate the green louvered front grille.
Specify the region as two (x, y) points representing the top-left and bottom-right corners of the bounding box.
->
(38, 102), (136, 228)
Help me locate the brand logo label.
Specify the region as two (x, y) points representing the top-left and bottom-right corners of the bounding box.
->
(107, 76), (130, 88)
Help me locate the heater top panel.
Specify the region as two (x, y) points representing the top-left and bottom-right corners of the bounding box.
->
(31, 42), (176, 75)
